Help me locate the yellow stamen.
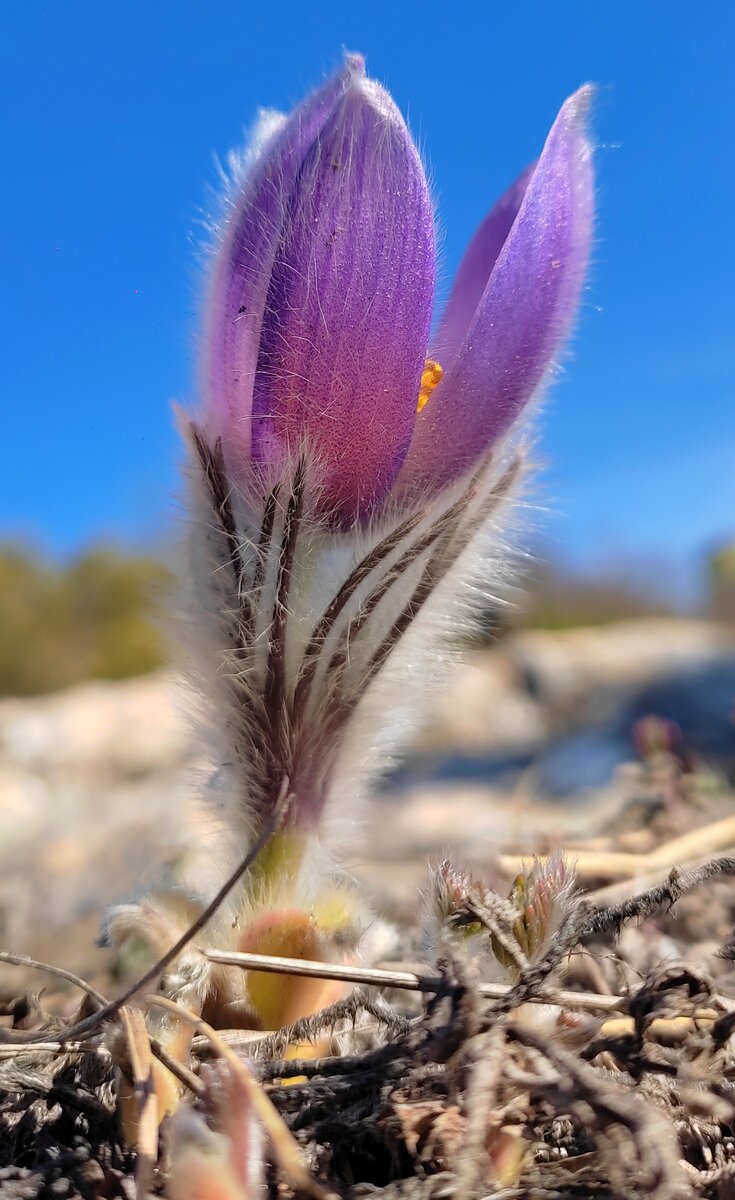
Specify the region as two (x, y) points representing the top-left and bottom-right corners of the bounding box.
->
(416, 358), (444, 413)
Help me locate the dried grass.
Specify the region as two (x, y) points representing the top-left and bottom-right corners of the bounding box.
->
(3, 807), (735, 1198)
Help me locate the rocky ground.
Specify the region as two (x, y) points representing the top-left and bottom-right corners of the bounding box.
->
(2, 617), (735, 1199)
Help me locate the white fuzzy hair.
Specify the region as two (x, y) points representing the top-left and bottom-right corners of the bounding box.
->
(179, 413), (529, 885)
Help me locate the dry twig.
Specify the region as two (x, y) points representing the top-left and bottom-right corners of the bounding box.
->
(148, 994), (336, 1200)
(205, 947), (623, 1014)
(499, 816), (735, 882)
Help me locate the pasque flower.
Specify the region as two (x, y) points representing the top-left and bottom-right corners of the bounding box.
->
(206, 54), (592, 516)
(426, 854), (598, 1051)
(107, 57), (594, 1041)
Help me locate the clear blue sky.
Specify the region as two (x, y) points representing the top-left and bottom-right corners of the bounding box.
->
(2, 1), (733, 586)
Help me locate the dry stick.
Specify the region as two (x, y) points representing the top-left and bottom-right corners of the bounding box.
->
(456, 1021), (511, 1196)
(0, 1037), (204, 1101)
(0, 1041), (111, 1059)
(0, 950), (108, 1009)
(120, 1005), (159, 1200)
(149, 1038), (205, 1098)
(204, 948), (624, 1014)
(599, 1011), (720, 1040)
(584, 846), (729, 910)
(681, 1160), (735, 1189)
(0, 952), (203, 1096)
(508, 1023), (685, 1200)
(0, 801), (289, 1047)
(190, 990), (408, 1060)
(498, 814), (735, 882)
(0, 1038), (199, 1100)
(148, 995), (335, 1200)
(581, 856), (735, 941)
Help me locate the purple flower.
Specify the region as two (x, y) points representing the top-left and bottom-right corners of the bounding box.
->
(187, 56), (597, 858)
(182, 54), (596, 868)
(203, 57), (593, 521)
(205, 55), (434, 522)
(105, 59), (597, 1041)
(401, 88), (594, 494)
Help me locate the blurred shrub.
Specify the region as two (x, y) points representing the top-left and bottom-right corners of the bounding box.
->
(708, 542), (735, 623)
(453, 559), (673, 647)
(0, 545), (171, 696)
(522, 561), (671, 630)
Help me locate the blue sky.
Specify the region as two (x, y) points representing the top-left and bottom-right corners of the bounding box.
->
(1, 1), (733, 589)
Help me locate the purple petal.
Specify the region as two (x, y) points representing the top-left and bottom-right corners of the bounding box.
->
(250, 75), (435, 522)
(401, 86), (594, 494)
(432, 164), (534, 370)
(203, 58), (361, 458)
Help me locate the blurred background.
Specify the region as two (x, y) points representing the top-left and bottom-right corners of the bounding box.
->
(0, 1), (733, 984)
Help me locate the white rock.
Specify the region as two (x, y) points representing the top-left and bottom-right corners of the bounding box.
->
(0, 673), (193, 776)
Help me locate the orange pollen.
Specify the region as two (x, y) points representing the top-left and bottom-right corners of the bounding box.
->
(416, 358), (444, 413)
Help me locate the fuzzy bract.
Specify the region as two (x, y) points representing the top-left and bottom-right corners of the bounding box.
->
(106, 56), (594, 1036)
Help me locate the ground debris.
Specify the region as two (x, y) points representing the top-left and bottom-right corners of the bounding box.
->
(1, 935), (734, 1200)
(4, 777), (735, 1196)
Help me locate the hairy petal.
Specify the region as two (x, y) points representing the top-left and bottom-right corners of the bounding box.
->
(250, 75), (435, 522)
(203, 59), (360, 458)
(401, 86), (594, 494)
(433, 164), (534, 371)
